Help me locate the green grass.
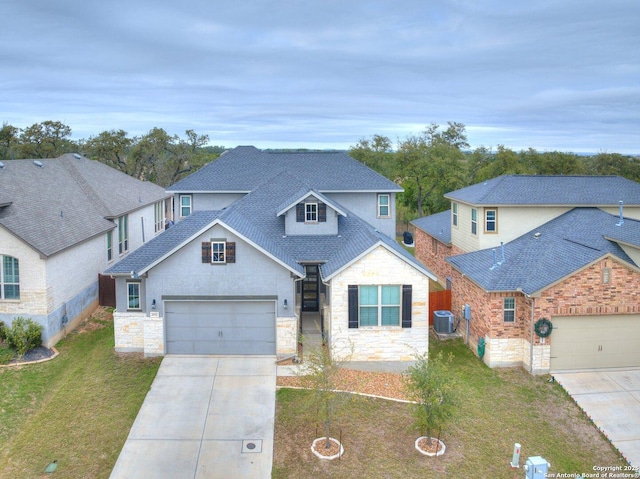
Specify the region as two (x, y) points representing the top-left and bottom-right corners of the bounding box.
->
(0, 310), (161, 479)
(273, 337), (626, 478)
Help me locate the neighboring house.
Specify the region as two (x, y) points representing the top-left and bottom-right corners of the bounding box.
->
(412, 175), (640, 374)
(105, 146), (435, 362)
(0, 154), (171, 347)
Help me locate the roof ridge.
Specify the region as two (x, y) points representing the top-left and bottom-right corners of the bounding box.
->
(60, 156), (112, 217)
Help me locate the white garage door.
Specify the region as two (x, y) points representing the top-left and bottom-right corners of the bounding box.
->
(550, 315), (640, 371)
(165, 300), (276, 355)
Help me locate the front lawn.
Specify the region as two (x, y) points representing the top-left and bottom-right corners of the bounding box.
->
(0, 309), (161, 478)
(273, 338), (625, 478)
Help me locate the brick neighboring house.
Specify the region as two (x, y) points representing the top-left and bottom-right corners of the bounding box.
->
(412, 175), (640, 374)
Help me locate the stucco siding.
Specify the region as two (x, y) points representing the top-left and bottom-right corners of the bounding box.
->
(326, 192), (396, 238)
(328, 246), (430, 361)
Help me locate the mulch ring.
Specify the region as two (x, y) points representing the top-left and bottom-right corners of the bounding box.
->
(4, 345), (58, 367)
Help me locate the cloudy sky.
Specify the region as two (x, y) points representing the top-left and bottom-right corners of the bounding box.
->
(1, 0), (639, 153)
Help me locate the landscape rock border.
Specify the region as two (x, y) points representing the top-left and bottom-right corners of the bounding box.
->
(311, 437), (344, 460)
(415, 437), (446, 457)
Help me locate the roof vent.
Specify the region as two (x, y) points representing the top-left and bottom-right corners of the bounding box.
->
(0, 161), (4, 169)
(33, 160), (44, 167)
(73, 153), (82, 159)
(533, 232), (541, 239)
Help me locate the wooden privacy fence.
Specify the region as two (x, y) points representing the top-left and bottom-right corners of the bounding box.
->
(428, 289), (451, 325)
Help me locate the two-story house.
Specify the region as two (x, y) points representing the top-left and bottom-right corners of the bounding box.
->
(105, 146), (436, 362)
(412, 175), (640, 374)
(0, 154), (171, 346)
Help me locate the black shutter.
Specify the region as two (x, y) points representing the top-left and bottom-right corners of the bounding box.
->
(226, 242), (236, 263)
(348, 285), (359, 328)
(402, 284), (412, 328)
(318, 203), (327, 222)
(201, 242), (211, 263)
(296, 203), (305, 222)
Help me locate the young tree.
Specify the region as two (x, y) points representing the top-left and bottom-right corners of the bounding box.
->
(404, 351), (458, 446)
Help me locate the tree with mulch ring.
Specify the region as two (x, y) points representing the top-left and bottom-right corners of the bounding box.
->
(404, 350), (458, 456)
(297, 339), (353, 460)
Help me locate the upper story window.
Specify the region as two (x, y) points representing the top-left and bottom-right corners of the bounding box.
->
(179, 195), (192, 218)
(118, 215), (129, 254)
(305, 203), (318, 222)
(485, 209), (497, 233)
(127, 282), (141, 310)
(471, 208), (477, 235)
(107, 231), (113, 262)
(211, 241), (226, 263)
(154, 201), (164, 233)
(377, 194), (390, 218)
(452, 202), (458, 227)
(1, 255), (20, 300)
(503, 297), (515, 322)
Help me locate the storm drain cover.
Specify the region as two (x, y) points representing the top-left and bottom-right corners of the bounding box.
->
(242, 439), (262, 453)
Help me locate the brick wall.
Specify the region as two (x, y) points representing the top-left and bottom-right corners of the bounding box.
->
(413, 228), (464, 288)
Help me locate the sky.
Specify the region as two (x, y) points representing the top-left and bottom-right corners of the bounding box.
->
(1, 1), (639, 154)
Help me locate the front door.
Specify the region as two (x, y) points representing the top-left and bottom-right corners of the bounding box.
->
(302, 265), (319, 312)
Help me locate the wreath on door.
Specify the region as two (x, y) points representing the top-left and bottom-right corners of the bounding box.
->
(534, 318), (553, 338)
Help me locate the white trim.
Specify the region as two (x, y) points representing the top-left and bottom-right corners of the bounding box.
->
(276, 190), (347, 217)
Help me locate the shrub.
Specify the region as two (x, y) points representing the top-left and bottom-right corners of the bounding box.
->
(5, 317), (43, 359)
(0, 321), (6, 341)
(0, 341), (14, 365)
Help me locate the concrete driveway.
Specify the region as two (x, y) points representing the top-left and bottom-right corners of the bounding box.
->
(110, 356), (276, 479)
(554, 369), (640, 467)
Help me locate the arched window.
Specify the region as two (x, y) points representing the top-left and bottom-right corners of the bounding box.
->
(1, 255), (19, 300)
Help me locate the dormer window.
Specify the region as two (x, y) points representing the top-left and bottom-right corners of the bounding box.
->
(306, 203), (318, 222)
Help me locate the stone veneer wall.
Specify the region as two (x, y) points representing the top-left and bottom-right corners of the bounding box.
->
(328, 246), (430, 362)
(113, 311), (145, 353)
(276, 316), (297, 356)
(143, 316), (164, 356)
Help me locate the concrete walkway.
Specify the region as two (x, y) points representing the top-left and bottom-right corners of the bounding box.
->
(110, 356), (276, 479)
(554, 369), (640, 467)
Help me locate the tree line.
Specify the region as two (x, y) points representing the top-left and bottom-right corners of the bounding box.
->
(0, 121), (225, 187)
(348, 123), (640, 222)
(2, 120), (638, 219)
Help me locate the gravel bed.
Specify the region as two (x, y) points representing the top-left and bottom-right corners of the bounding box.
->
(276, 368), (411, 401)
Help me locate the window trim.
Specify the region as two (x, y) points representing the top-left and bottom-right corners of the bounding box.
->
(154, 201), (164, 233)
(471, 208), (477, 236)
(107, 230), (113, 262)
(305, 203), (318, 223)
(118, 215), (129, 255)
(0, 255), (20, 301)
(503, 297), (515, 323)
(485, 209), (497, 233)
(211, 240), (226, 263)
(358, 285), (401, 327)
(377, 194), (391, 218)
(127, 281), (141, 311)
(452, 202), (458, 227)
(179, 194), (192, 218)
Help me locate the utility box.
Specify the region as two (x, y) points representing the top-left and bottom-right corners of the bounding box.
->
(524, 456), (550, 479)
(434, 310), (454, 334)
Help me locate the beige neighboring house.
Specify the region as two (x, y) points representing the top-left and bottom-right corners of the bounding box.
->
(0, 154), (170, 346)
(412, 175), (640, 374)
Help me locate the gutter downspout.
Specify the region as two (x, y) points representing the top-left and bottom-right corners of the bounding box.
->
(529, 296), (535, 374)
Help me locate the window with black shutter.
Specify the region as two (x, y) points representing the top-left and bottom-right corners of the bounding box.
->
(402, 285), (412, 328)
(296, 203), (305, 222)
(348, 285), (359, 328)
(318, 203), (326, 222)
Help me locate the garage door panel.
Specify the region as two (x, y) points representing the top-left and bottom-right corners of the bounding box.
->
(551, 315), (640, 371)
(165, 300), (276, 355)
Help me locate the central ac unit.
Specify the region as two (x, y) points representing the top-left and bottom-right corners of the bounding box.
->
(433, 310), (454, 334)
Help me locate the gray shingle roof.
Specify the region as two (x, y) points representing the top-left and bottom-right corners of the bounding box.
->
(445, 175), (640, 206)
(447, 208), (639, 294)
(411, 210), (452, 245)
(107, 171), (434, 281)
(167, 146), (403, 193)
(0, 154), (169, 257)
